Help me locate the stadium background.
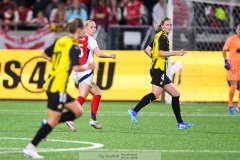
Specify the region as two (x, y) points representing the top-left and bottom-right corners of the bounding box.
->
(0, 0), (239, 102)
(1, 1), (240, 160)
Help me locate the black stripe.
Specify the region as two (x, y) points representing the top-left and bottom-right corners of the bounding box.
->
(63, 68), (72, 91)
(152, 58), (158, 69)
(47, 76), (55, 91)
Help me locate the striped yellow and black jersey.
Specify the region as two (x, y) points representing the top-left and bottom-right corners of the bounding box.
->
(149, 30), (170, 71)
(43, 36), (80, 93)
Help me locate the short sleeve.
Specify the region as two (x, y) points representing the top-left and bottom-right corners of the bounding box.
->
(44, 41), (56, 57)
(70, 45), (80, 66)
(158, 35), (169, 51)
(223, 37), (232, 51)
(88, 36), (98, 50)
(148, 40), (154, 48)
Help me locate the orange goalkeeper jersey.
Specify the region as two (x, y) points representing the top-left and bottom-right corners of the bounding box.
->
(223, 35), (240, 67)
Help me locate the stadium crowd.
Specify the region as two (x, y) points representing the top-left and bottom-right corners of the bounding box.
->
(0, 0), (239, 31)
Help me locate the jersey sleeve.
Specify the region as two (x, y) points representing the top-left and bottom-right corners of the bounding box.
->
(148, 40), (154, 48)
(88, 36), (99, 50)
(223, 37), (232, 51)
(158, 35), (169, 51)
(44, 41), (56, 57)
(70, 45), (80, 66)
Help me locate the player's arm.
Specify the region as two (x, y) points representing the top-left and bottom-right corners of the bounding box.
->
(158, 35), (186, 57)
(70, 46), (95, 72)
(93, 47), (116, 59)
(222, 40), (231, 70)
(145, 40), (153, 58)
(222, 49), (227, 59)
(145, 45), (152, 58)
(159, 50), (186, 57)
(42, 41), (56, 62)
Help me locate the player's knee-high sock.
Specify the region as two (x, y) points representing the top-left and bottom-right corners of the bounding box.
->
(77, 96), (85, 105)
(31, 123), (52, 146)
(238, 91), (240, 107)
(172, 96), (183, 123)
(133, 93), (156, 112)
(229, 85), (236, 107)
(58, 111), (76, 123)
(90, 95), (101, 120)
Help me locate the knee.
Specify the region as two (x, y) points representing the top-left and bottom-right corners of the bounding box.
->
(152, 92), (160, 99)
(95, 90), (101, 96)
(74, 107), (83, 118)
(230, 85), (237, 89)
(47, 120), (58, 128)
(172, 91), (180, 97)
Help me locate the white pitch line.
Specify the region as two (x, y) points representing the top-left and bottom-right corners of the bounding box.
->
(0, 110), (237, 117)
(93, 149), (240, 153)
(0, 137), (104, 154)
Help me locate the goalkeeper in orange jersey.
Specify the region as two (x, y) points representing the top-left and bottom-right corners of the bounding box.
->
(222, 24), (240, 114)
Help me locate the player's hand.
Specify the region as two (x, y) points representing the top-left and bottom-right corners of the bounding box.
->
(88, 62), (95, 69)
(224, 59), (231, 70)
(110, 54), (116, 59)
(177, 49), (186, 56)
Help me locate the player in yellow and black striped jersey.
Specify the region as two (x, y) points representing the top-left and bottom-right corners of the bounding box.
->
(149, 30), (172, 88)
(128, 17), (193, 130)
(23, 19), (95, 159)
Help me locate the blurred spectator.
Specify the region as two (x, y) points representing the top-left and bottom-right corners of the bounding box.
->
(81, 0), (91, 12)
(49, 1), (67, 24)
(142, 0), (157, 25)
(90, 0), (110, 31)
(0, 0), (16, 15)
(66, 0), (88, 12)
(45, 0), (60, 20)
(31, 10), (48, 24)
(173, 0), (194, 50)
(118, 0), (128, 25)
(174, 0), (188, 27)
(31, 0), (51, 18)
(152, 0), (164, 26)
(3, 7), (18, 30)
(215, 4), (228, 33)
(109, 0), (121, 49)
(16, 3), (33, 25)
(233, 6), (240, 27)
(109, 0), (121, 25)
(123, 0), (146, 25)
(66, 0), (88, 22)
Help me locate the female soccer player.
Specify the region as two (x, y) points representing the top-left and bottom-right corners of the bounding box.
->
(128, 17), (193, 130)
(66, 20), (116, 131)
(222, 24), (240, 114)
(23, 18), (95, 159)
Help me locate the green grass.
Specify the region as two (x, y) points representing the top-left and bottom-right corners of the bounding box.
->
(0, 101), (239, 160)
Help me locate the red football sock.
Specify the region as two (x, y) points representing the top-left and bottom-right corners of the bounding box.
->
(229, 85), (236, 107)
(90, 95), (101, 121)
(77, 96), (85, 106)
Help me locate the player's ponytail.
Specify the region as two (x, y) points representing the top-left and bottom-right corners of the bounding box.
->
(63, 18), (84, 33)
(50, 19), (84, 33)
(154, 17), (172, 30)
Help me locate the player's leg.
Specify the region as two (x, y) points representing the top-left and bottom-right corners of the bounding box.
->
(227, 68), (237, 114)
(128, 69), (163, 124)
(66, 72), (92, 131)
(236, 67), (240, 112)
(89, 82), (102, 129)
(73, 72), (93, 106)
(59, 94), (83, 123)
(128, 84), (161, 124)
(66, 82), (91, 131)
(23, 92), (64, 158)
(164, 82), (193, 130)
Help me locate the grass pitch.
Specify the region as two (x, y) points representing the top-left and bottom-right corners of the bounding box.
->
(0, 101), (239, 160)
